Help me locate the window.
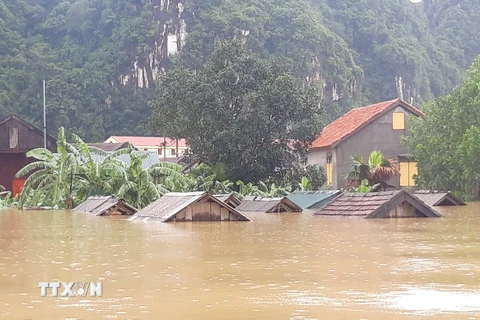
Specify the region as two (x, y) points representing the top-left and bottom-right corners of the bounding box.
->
(158, 148), (162, 155)
(9, 127), (18, 149)
(171, 149), (176, 155)
(400, 161), (418, 187)
(326, 155), (333, 185)
(392, 112), (405, 130)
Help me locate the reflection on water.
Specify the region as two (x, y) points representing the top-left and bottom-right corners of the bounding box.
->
(0, 204), (480, 319)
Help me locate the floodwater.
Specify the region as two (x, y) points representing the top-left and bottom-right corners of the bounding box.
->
(1, 205), (480, 320)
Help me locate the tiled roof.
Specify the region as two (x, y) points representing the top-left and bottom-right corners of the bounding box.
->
(413, 190), (466, 206)
(314, 190), (441, 218)
(106, 136), (188, 148)
(312, 98), (424, 149)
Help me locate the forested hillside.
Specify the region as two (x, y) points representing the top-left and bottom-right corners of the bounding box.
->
(0, 0), (478, 141)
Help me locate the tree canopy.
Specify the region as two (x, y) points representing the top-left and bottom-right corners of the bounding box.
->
(151, 40), (323, 183)
(404, 57), (480, 201)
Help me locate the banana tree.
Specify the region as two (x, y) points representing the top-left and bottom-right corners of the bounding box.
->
(112, 153), (185, 209)
(16, 127), (79, 209)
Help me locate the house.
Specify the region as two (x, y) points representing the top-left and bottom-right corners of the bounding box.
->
(129, 192), (251, 222)
(308, 98), (423, 190)
(0, 114), (56, 196)
(74, 196), (137, 216)
(104, 136), (189, 159)
(286, 190), (342, 210)
(84, 142), (132, 151)
(314, 190), (441, 218)
(235, 196), (302, 213)
(214, 193), (242, 208)
(413, 190), (466, 206)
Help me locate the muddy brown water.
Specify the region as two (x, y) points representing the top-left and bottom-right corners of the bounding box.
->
(1, 204), (480, 319)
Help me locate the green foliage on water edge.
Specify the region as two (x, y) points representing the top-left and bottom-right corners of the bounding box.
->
(404, 57), (480, 201)
(0, 185), (18, 209)
(1, 0), (480, 140)
(15, 127), (326, 209)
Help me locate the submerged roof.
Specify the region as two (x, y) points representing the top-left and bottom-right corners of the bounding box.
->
(74, 196), (137, 216)
(286, 190), (342, 209)
(413, 190), (466, 206)
(314, 190), (441, 219)
(311, 99), (424, 149)
(235, 196), (302, 213)
(214, 193), (242, 207)
(106, 136), (188, 148)
(131, 192), (251, 222)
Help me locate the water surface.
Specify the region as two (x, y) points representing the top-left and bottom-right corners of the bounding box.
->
(1, 204), (480, 319)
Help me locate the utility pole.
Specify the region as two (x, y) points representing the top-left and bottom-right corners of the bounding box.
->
(43, 80), (47, 148)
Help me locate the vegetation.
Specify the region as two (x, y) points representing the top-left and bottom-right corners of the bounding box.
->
(151, 40), (323, 183)
(1, 0), (478, 140)
(0, 185), (18, 209)
(345, 151), (400, 191)
(404, 57), (480, 201)
(13, 128), (325, 210)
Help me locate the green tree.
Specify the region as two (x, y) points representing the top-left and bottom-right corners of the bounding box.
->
(404, 57), (480, 200)
(152, 40), (323, 183)
(16, 127), (79, 209)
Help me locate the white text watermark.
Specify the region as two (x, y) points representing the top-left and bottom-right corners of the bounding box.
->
(38, 282), (102, 297)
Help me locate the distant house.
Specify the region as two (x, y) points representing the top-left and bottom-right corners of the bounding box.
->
(104, 136), (189, 159)
(74, 196), (137, 216)
(130, 192), (251, 222)
(286, 190), (342, 210)
(215, 193), (242, 208)
(413, 190), (466, 207)
(0, 114), (56, 196)
(314, 190), (441, 218)
(308, 98), (424, 190)
(84, 142), (132, 151)
(235, 196), (302, 213)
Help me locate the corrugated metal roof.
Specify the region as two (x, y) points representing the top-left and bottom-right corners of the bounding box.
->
(286, 190), (342, 209)
(74, 196), (137, 216)
(130, 192), (251, 222)
(413, 190), (466, 206)
(314, 190), (441, 218)
(235, 197), (302, 213)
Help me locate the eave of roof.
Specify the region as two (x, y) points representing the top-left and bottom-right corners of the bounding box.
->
(311, 99), (424, 150)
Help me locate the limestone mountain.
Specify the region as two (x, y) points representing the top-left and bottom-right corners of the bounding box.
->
(0, 0), (478, 140)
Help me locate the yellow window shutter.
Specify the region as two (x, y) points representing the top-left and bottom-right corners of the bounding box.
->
(392, 112), (405, 130)
(399, 162), (409, 186)
(408, 162), (418, 186)
(326, 163), (333, 184)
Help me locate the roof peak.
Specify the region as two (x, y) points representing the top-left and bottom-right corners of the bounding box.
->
(312, 98), (423, 149)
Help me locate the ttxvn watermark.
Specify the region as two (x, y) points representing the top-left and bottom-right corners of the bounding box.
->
(38, 282), (102, 297)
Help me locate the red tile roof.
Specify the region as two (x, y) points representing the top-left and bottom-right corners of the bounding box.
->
(106, 136), (188, 148)
(311, 98), (424, 149)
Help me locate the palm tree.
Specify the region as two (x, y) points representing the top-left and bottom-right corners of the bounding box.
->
(345, 151), (400, 191)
